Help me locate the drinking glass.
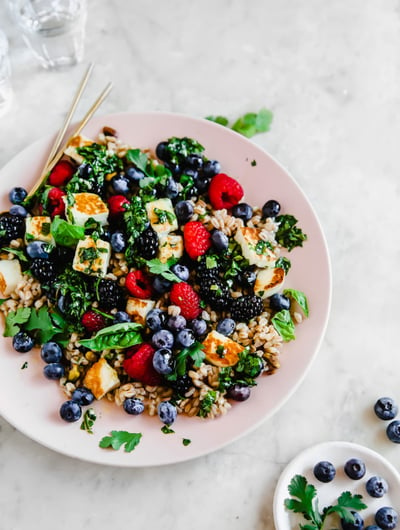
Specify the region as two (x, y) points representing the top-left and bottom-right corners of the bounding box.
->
(8, 0), (87, 70)
(0, 30), (13, 117)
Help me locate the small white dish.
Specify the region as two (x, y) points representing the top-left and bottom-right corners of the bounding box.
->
(273, 441), (400, 529)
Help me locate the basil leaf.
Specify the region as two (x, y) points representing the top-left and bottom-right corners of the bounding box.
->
(79, 322), (143, 351)
(284, 288), (309, 317)
(271, 309), (296, 341)
(51, 216), (85, 247)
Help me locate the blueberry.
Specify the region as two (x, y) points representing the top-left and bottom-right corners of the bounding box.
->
(152, 348), (175, 375)
(313, 461), (336, 483)
(375, 507), (398, 530)
(123, 397), (145, 415)
(71, 386), (95, 406)
(386, 420), (400, 443)
(175, 200), (194, 223)
(111, 174), (130, 195)
(41, 341), (63, 363)
(113, 311), (131, 324)
(216, 318), (236, 336)
(365, 526), (382, 530)
(165, 162), (181, 178)
(171, 263), (190, 281)
(125, 166), (145, 182)
(12, 331), (34, 353)
(110, 231), (126, 252)
(262, 199), (281, 218)
(185, 154), (203, 171)
(152, 276), (172, 294)
(9, 187), (27, 205)
(190, 318), (208, 337)
(238, 269), (257, 286)
(269, 293), (291, 311)
(146, 309), (167, 332)
(165, 177), (179, 199)
(60, 400), (82, 422)
(344, 458), (366, 480)
(9, 205), (28, 217)
(43, 363), (65, 380)
(176, 328), (195, 348)
(152, 329), (174, 349)
(211, 230), (229, 252)
(227, 383), (251, 401)
(341, 511), (364, 530)
(194, 174), (210, 192)
(155, 141), (168, 161)
(78, 163), (93, 178)
(26, 241), (50, 259)
(374, 397), (398, 420)
(366, 476), (388, 498)
(231, 203), (253, 222)
(203, 159), (221, 178)
(166, 314), (187, 332)
(157, 401), (177, 425)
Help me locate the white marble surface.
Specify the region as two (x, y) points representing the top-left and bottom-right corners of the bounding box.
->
(1, 0), (400, 528)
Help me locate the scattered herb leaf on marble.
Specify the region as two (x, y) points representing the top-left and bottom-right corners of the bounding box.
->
(206, 108), (273, 138)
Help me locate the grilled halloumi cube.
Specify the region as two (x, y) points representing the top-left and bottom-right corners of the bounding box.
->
(25, 216), (54, 244)
(0, 259), (23, 297)
(126, 297), (155, 325)
(72, 236), (111, 277)
(202, 330), (244, 367)
(83, 358), (120, 400)
(234, 226), (277, 268)
(64, 192), (109, 227)
(145, 198), (178, 235)
(64, 135), (94, 164)
(254, 267), (285, 299)
(158, 235), (184, 263)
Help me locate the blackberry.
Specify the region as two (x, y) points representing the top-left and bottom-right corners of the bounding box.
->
(230, 295), (264, 322)
(96, 279), (124, 310)
(0, 213), (25, 245)
(30, 258), (57, 284)
(197, 256), (221, 282)
(136, 226), (159, 260)
(169, 374), (193, 396)
(199, 277), (232, 311)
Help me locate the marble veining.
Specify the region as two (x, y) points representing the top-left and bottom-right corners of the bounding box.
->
(1, 1), (400, 529)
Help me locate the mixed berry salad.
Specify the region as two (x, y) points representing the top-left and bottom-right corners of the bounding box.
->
(0, 127), (308, 427)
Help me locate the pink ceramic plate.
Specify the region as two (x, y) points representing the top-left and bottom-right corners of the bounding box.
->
(0, 112), (331, 466)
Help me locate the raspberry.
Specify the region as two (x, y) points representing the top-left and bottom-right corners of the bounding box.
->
(81, 310), (107, 334)
(47, 187), (66, 218)
(107, 195), (130, 217)
(48, 160), (75, 187)
(125, 270), (152, 299)
(208, 173), (244, 210)
(170, 282), (201, 320)
(183, 221), (211, 260)
(123, 343), (162, 386)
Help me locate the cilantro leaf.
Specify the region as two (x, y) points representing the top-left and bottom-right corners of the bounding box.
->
(271, 309), (296, 341)
(4, 307), (31, 337)
(284, 288), (309, 317)
(285, 475), (367, 530)
(182, 438), (191, 446)
(99, 430), (142, 452)
(80, 408), (97, 434)
(167, 341), (205, 380)
(146, 258), (181, 283)
(126, 149), (152, 177)
(232, 108), (273, 138)
(1, 248), (28, 262)
(205, 115), (229, 126)
(24, 306), (66, 344)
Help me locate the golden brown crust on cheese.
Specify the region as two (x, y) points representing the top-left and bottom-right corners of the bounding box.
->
(83, 358), (120, 400)
(74, 193), (108, 215)
(202, 331), (244, 367)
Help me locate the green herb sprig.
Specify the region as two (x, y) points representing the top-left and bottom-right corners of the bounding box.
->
(99, 430), (142, 452)
(284, 475), (367, 530)
(276, 215), (307, 252)
(79, 322), (143, 351)
(206, 108), (273, 138)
